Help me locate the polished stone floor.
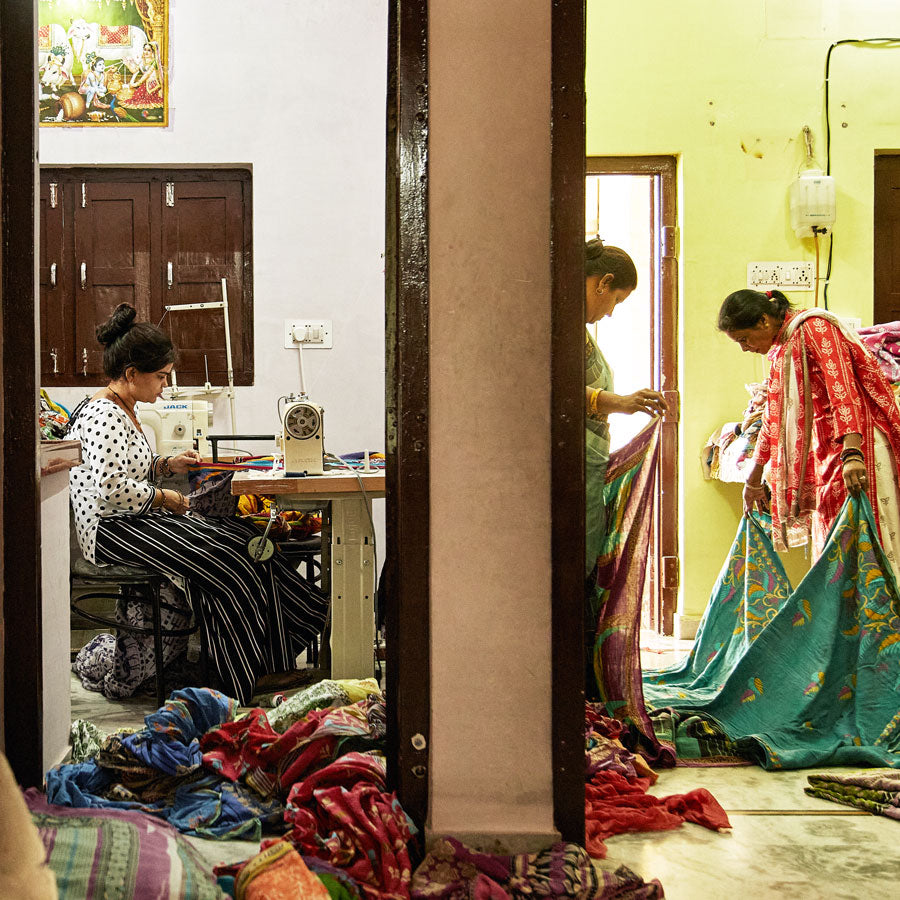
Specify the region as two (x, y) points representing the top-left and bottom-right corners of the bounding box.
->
(602, 764), (898, 899)
(66, 642), (900, 896)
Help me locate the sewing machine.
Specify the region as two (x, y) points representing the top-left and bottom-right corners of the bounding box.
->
(281, 397), (325, 475)
(138, 399), (213, 456)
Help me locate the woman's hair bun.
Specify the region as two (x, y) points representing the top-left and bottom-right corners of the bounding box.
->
(95, 303), (137, 346)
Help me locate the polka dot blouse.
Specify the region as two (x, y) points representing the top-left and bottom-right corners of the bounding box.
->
(68, 398), (161, 563)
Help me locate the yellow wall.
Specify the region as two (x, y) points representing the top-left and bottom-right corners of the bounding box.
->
(587, 0), (900, 621)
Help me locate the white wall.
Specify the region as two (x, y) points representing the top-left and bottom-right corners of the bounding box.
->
(41, 0), (388, 542)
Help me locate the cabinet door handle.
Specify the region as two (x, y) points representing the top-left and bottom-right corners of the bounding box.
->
(82, 347), (88, 376)
(50, 347), (58, 374)
(50, 262), (57, 288)
(167, 261), (173, 289)
(80, 261), (87, 290)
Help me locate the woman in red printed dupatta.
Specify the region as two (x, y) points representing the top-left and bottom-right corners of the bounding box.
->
(718, 289), (900, 570)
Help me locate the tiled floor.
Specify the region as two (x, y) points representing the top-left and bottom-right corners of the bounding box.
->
(67, 641), (899, 897)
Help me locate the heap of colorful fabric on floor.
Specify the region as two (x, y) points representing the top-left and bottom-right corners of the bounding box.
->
(805, 770), (900, 820)
(45, 679), (422, 899)
(25, 789), (228, 899)
(410, 837), (663, 900)
(588, 421), (674, 768)
(583, 704), (730, 861)
(644, 495), (900, 769)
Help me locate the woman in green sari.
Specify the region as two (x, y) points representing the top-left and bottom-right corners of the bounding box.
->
(584, 238), (667, 579)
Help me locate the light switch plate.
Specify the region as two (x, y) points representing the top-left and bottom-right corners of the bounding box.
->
(747, 261), (815, 291)
(284, 319), (333, 349)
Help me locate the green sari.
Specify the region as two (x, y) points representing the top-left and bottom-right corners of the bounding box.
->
(585, 328), (613, 576)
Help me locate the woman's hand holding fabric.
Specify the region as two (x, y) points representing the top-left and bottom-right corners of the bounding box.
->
(743, 480), (769, 515)
(167, 449), (202, 474)
(842, 456), (868, 495)
(615, 389), (668, 417)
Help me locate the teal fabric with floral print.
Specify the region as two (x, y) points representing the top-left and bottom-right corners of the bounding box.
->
(644, 494), (900, 769)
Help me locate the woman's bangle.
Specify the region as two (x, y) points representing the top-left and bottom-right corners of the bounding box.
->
(840, 448), (864, 463)
(744, 481), (767, 494)
(159, 456), (174, 478)
(589, 389), (604, 416)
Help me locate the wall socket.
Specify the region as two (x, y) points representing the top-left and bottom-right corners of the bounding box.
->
(284, 319), (333, 349)
(747, 261), (815, 291)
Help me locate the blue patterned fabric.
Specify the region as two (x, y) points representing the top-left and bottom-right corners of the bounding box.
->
(644, 495), (900, 769)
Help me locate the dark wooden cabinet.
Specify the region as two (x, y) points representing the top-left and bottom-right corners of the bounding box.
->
(40, 168), (253, 387)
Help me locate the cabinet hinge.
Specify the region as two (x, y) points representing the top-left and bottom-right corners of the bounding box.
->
(166, 182), (175, 206)
(661, 225), (679, 259)
(49, 183), (58, 208)
(81, 183), (87, 208)
(662, 555), (680, 589)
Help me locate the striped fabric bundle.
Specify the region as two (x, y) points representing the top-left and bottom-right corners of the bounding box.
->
(25, 789), (227, 900)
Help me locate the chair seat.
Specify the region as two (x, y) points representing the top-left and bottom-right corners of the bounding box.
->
(72, 556), (159, 581)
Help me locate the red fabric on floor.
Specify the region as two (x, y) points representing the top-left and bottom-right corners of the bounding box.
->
(585, 770), (730, 859)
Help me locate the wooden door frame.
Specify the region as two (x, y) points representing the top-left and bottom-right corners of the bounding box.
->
(874, 152), (900, 326)
(386, 0), (586, 840)
(585, 156), (679, 634)
(1, 0), (42, 782)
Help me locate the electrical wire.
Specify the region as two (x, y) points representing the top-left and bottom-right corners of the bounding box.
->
(813, 229), (821, 307)
(823, 38), (900, 309)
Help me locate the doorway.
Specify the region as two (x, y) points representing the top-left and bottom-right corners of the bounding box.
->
(586, 157), (679, 634)
(874, 153), (900, 325)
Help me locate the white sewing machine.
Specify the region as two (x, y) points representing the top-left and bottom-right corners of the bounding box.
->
(281, 397), (325, 475)
(138, 399), (213, 457)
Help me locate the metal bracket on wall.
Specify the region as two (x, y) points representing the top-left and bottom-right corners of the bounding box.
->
(166, 182), (175, 206)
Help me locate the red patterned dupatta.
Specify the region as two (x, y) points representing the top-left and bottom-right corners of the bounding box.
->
(590, 419), (675, 767)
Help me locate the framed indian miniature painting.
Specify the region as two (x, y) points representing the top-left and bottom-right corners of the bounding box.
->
(38, 0), (169, 126)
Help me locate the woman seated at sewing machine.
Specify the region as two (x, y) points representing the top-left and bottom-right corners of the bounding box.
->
(67, 303), (328, 705)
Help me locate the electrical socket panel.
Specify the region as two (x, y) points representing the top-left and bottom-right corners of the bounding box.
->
(747, 261), (815, 291)
(283, 319), (333, 349)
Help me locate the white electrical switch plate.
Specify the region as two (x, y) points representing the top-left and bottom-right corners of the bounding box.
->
(747, 261), (815, 291)
(284, 319), (333, 349)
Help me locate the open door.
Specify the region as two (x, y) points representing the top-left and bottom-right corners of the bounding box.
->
(586, 157), (679, 634)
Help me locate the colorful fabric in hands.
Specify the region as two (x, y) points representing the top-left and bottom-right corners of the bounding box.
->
(588, 420), (674, 767)
(805, 769), (900, 820)
(411, 837), (663, 900)
(644, 494), (900, 769)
